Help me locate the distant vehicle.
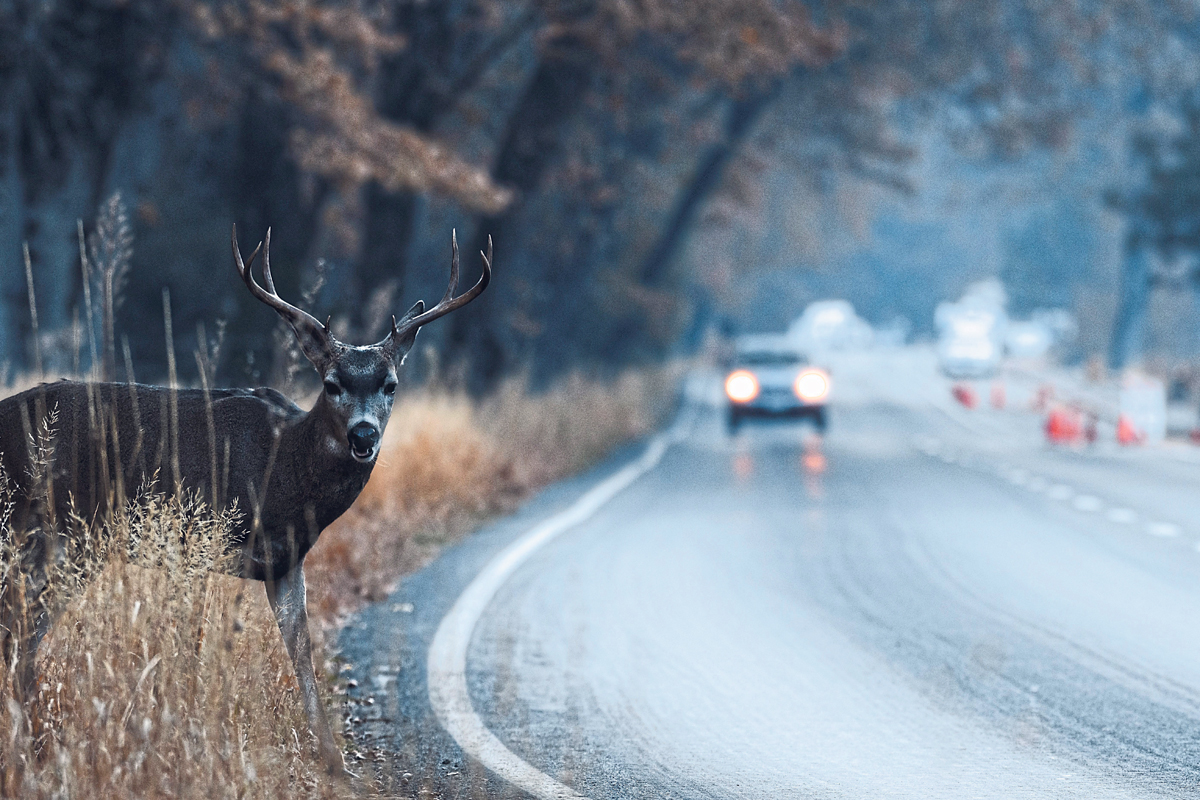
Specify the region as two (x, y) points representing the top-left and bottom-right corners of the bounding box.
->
(724, 335), (829, 433)
(1004, 320), (1053, 359)
(935, 303), (1003, 379)
(788, 300), (873, 352)
(937, 334), (1001, 378)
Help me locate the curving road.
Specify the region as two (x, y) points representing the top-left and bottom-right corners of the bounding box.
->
(342, 351), (1200, 798)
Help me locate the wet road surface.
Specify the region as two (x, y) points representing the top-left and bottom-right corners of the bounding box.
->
(342, 356), (1200, 798)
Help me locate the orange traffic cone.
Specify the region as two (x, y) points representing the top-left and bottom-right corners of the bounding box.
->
(1117, 414), (1143, 446)
(1045, 406), (1082, 444)
(952, 384), (977, 409)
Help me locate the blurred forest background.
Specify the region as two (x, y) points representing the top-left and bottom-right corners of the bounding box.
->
(3, 0), (1200, 389)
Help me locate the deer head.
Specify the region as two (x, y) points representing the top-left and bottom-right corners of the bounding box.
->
(232, 226), (491, 463)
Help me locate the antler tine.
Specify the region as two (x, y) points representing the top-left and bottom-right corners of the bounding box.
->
(439, 229), (460, 306)
(393, 230), (492, 338)
(231, 224), (328, 341)
(262, 227), (278, 295)
(231, 224), (264, 283)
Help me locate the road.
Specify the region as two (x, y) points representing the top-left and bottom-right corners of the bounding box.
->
(341, 349), (1200, 798)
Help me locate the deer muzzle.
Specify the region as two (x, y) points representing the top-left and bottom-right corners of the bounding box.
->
(348, 421), (380, 462)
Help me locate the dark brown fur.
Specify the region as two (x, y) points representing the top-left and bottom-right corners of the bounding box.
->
(0, 380), (373, 581)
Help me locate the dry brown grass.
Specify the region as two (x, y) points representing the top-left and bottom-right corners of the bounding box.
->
(0, 366), (677, 797)
(1, 493), (345, 799)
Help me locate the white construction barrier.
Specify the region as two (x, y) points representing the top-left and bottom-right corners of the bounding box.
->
(1119, 374), (1166, 444)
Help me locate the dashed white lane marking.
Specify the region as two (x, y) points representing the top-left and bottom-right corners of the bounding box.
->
(1047, 484), (1074, 501)
(1106, 508), (1138, 524)
(917, 444), (1193, 545)
(1146, 521), (1181, 538)
(427, 414), (692, 800)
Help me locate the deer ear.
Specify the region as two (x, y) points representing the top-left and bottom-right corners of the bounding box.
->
(387, 301), (424, 363)
(289, 321), (338, 373)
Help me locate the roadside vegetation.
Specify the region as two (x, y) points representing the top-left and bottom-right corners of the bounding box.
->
(0, 198), (680, 797)
(0, 368), (676, 798)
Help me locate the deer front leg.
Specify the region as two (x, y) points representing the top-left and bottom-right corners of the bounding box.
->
(265, 563), (346, 775)
(1, 567), (52, 706)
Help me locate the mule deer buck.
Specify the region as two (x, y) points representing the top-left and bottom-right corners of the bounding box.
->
(0, 226), (491, 774)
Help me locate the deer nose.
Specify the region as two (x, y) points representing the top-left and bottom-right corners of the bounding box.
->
(348, 422), (380, 460)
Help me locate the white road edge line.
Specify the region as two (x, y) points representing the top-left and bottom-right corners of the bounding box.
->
(427, 410), (694, 800)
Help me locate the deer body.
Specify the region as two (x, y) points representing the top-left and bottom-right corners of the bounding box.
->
(0, 228), (491, 776)
(0, 381), (373, 581)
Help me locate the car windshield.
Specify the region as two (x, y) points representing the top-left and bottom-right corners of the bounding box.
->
(738, 350), (806, 367)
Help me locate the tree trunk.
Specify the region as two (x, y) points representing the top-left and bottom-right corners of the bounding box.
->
(357, 186), (416, 308)
(1109, 240), (1151, 370)
(25, 142), (97, 373)
(638, 81), (782, 289)
(446, 42), (596, 387)
(354, 2), (534, 331)
(0, 94), (25, 371)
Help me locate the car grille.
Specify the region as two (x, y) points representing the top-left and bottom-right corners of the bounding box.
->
(754, 386), (801, 407)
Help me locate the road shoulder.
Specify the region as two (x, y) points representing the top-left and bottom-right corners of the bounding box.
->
(337, 436), (659, 796)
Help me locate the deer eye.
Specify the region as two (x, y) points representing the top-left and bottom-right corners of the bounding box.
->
(324, 380), (342, 397)
(383, 382), (397, 396)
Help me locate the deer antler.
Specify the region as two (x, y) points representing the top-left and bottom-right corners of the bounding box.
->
(233, 225), (335, 366)
(391, 230), (491, 341)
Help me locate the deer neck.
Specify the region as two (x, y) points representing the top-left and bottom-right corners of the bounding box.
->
(275, 395), (376, 526)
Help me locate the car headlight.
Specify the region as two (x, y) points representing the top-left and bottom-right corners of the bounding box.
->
(794, 369), (829, 401)
(725, 370), (760, 402)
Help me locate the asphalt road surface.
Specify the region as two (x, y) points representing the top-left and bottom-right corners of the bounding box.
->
(342, 351), (1200, 798)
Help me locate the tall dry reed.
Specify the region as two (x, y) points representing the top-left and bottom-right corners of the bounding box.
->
(1, 489), (347, 798)
(0, 367), (676, 797)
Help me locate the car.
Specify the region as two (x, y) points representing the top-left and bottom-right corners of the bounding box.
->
(937, 334), (1001, 379)
(935, 284), (1006, 379)
(787, 299), (874, 352)
(724, 336), (830, 433)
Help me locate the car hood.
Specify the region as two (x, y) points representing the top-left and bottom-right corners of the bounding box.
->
(741, 365), (805, 388)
